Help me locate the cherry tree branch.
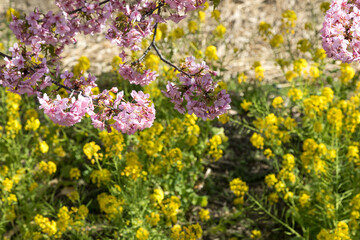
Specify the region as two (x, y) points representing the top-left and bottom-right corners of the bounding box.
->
(152, 42), (192, 78)
(0, 52), (12, 59)
(131, 3), (194, 79)
(69, 0), (110, 15)
(50, 79), (81, 94)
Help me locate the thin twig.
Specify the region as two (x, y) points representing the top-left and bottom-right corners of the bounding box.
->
(152, 42), (191, 78)
(50, 79), (81, 94)
(141, 3), (164, 21)
(131, 3), (163, 65)
(0, 52), (12, 59)
(131, 23), (157, 65)
(69, 0), (110, 15)
(131, 4), (193, 79)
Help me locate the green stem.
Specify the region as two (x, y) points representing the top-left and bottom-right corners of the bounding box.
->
(247, 193), (302, 238)
(334, 129), (339, 223)
(230, 118), (258, 132)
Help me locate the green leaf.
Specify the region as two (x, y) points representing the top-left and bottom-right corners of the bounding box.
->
(212, 0), (221, 9)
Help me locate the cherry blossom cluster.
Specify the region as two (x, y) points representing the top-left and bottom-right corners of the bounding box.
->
(2, 43), (52, 96)
(163, 57), (231, 120)
(88, 88), (155, 134)
(38, 91), (93, 126)
(119, 64), (159, 86)
(0, 0), (231, 134)
(321, 0), (360, 63)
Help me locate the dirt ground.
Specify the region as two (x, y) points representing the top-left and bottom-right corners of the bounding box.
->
(0, 0), (325, 80)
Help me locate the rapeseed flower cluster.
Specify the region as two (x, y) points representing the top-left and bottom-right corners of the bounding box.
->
(38, 161), (57, 175)
(5, 91), (22, 138)
(90, 169), (111, 187)
(73, 56), (90, 76)
(230, 178), (248, 205)
(83, 141), (103, 164)
(121, 152), (145, 180)
(97, 192), (123, 220)
(162, 196), (181, 225)
(170, 223), (203, 240)
(208, 135), (223, 161)
(281, 10), (297, 34)
(317, 222), (350, 240)
(99, 128), (125, 159)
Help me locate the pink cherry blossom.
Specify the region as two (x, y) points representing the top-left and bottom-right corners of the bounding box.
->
(163, 57), (231, 120)
(321, 0), (360, 62)
(0, 0), (231, 134)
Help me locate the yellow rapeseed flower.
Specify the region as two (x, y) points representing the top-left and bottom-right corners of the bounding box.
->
(254, 65), (265, 82)
(136, 228), (149, 240)
(150, 188), (164, 205)
(285, 70), (297, 82)
(250, 230), (262, 239)
(97, 192), (123, 219)
(309, 65), (320, 79)
(297, 39), (311, 52)
(270, 34), (284, 48)
(238, 72), (248, 84)
(320, 2), (331, 13)
(198, 11), (206, 23)
(264, 148), (274, 159)
(39, 141), (49, 154)
(211, 10), (221, 21)
(258, 21), (272, 38)
(2, 178), (13, 192)
(314, 48), (327, 61)
(299, 193), (310, 207)
(265, 174), (278, 187)
(250, 132), (264, 149)
(205, 45), (219, 61)
(25, 117), (40, 131)
(6, 8), (20, 22)
(230, 178), (248, 197)
(83, 141), (102, 163)
(73, 56), (90, 76)
(272, 96), (284, 108)
(34, 214), (57, 236)
(69, 168), (81, 180)
(188, 20), (198, 33)
(39, 161), (57, 175)
(214, 24), (226, 38)
(281, 10), (297, 33)
(90, 169), (111, 187)
(293, 58), (308, 74)
(340, 63), (355, 84)
(198, 208), (210, 221)
(146, 212), (160, 227)
(268, 192), (279, 204)
(321, 87), (334, 103)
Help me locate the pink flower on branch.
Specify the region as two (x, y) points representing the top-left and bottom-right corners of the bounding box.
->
(163, 57), (231, 120)
(89, 89), (155, 134)
(321, 0), (360, 62)
(118, 63), (158, 86)
(38, 92), (94, 126)
(0, 0), (232, 134)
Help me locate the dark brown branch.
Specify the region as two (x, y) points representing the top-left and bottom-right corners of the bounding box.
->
(140, 2), (164, 21)
(0, 52), (12, 59)
(69, 0), (110, 15)
(131, 22), (158, 65)
(50, 79), (80, 94)
(152, 42), (192, 78)
(131, 2), (164, 65)
(131, 3), (193, 79)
